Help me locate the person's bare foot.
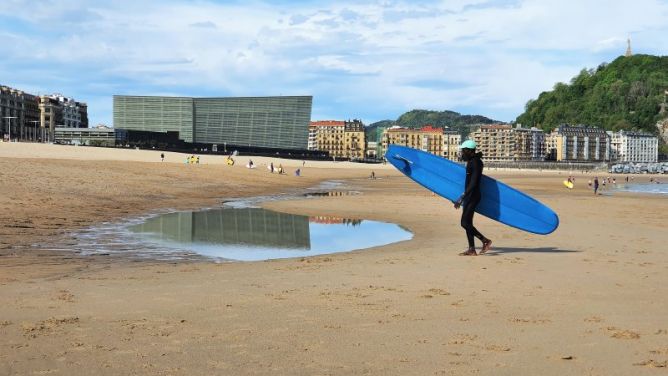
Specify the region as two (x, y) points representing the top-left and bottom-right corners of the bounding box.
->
(480, 239), (493, 254)
(459, 249), (477, 256)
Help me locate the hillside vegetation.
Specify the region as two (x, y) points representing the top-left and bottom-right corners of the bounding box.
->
(369, 109), (498, 135)
(516, 54), (668, 134)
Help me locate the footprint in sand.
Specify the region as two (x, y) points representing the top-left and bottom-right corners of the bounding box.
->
(606, 327), (641, 339)
(633, 359), (667, 368)
(55, 289), (75, 302)
(485, 344), (511, 352)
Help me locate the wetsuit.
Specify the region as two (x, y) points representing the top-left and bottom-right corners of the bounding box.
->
(461, 154), (485, 248)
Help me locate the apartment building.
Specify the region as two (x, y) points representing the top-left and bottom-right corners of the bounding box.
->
(308, 120), (344, 157)
(547, 124), (610, 162)
(381, 125), (444, 157)
(443, 130), (462, 160)
(514, 126), (546, 161)
(344, 119), (366, 160)
(0, 85), (40, 141)
(309, 119), (366, 160)
(470, 124), (515, 162)
(608, 130), (658, 163)
(38, 96), (62, 142)
(47, 94), (88, 128)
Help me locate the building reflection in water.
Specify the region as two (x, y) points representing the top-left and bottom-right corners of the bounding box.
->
(128, 207), (413, 261)
(309, 216), (362, 226)
(131, 208), (312, 249)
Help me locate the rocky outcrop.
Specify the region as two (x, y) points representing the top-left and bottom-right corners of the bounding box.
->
(656, 118), (668, 144)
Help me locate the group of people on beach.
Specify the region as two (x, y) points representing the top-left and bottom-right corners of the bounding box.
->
(184, 155), (200, 164)
(587, 176), (620, 194)
(243, 160), (301, 176)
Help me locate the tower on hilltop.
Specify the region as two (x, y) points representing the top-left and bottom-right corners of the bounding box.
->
(625, 38), (632, 57)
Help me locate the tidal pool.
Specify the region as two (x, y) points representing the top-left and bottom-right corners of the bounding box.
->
(128, 207), (412, 261)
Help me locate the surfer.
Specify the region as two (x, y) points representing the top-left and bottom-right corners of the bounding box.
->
(454, 140), (492, 256)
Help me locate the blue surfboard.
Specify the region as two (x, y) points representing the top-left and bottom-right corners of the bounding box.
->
(387, 145), (559, 235)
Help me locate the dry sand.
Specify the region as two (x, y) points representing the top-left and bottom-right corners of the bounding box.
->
(1, 142), (667, 375)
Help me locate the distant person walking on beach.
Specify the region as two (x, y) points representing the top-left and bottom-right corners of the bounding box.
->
(454, 140), (492, 256)
(161, 153), (164, 162)
(594, 177), (599, 195)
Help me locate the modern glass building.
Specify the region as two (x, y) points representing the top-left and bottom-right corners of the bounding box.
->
(113, 95), (312, 150)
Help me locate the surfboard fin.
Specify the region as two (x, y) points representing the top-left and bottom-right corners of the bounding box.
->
(393, 154), (413, 165)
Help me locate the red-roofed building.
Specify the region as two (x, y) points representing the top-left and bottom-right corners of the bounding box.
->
(308, 119), (366, 160)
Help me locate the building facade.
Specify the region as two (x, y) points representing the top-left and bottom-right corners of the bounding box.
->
(54, 126), (117, 147)
(443, 130), (462, 160)
(308, 119), (366, 160)
(381, 126), (444, 157)
(548, 124), (610, 162)
(309, 120), (345, 157)
(1, 85), (40, 141)
(608, 130), (658, 162)
(344, 119), (366, 160)
(514, 126), (546, 161)
(364, 123), (392, 159)
(38, 96), (63, 142)
(470, 124), (515, 162)
(114, 95), (312, 150)
(45, 94), (88, 128)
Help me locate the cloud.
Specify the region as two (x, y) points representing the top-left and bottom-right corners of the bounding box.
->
(1, 0), (668, 126)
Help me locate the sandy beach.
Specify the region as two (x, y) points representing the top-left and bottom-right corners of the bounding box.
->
(1, 142), (667, 375)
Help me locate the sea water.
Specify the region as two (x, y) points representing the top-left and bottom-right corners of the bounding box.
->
(612, 183), (668, 195)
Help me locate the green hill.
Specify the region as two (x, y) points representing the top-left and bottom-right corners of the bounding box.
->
(516, 54), (668, 134)
(369, 109), (499, 135)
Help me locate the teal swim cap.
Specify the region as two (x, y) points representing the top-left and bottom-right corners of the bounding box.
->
(458, 139), (477, 149)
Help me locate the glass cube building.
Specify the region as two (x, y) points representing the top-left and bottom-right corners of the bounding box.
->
(113, 95), (312, 150)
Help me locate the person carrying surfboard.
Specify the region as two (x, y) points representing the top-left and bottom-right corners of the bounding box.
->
(454, 140), (492, 256)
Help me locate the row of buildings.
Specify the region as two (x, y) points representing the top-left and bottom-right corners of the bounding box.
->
(2, 88), (660, 163)
(308, 121), (659, 163)
(0, 85), (88, 142)
(470, 124), (658, 163)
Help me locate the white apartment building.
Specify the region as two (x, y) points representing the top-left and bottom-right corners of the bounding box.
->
(608, 130), (658, 163)
(46, 94), (88, 128)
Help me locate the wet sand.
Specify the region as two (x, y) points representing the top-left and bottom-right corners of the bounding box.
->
(1, 143), (667, 375)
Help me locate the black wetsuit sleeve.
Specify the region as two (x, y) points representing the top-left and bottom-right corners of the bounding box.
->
(462, 158), (482, 201)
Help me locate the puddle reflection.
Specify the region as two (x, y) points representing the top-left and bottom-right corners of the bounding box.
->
(129, 208), (412, 261)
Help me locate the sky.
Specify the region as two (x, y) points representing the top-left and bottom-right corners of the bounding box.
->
(1, 0), (667, 126)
